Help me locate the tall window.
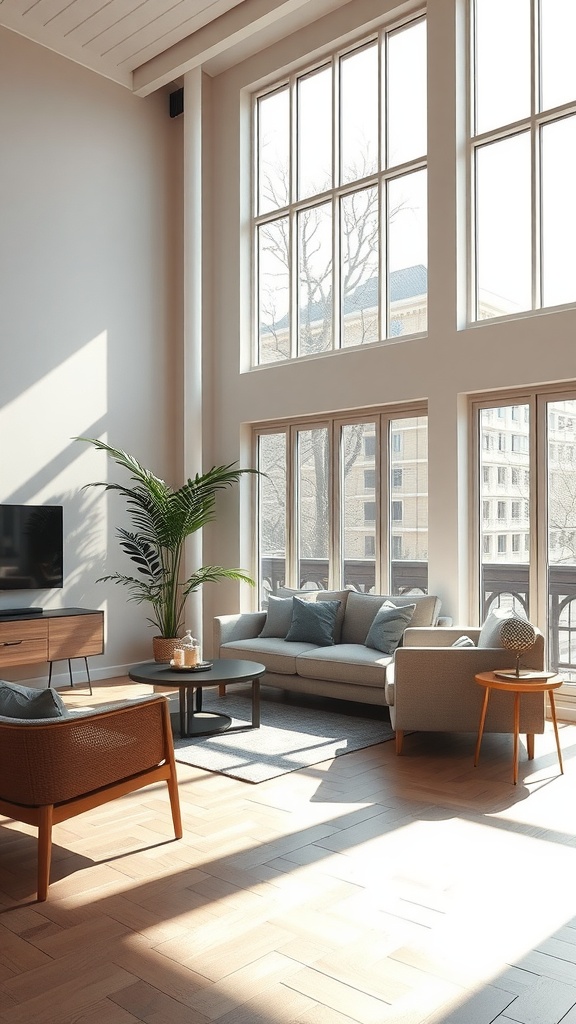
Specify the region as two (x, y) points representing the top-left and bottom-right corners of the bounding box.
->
(255, 408), (428, 601)
(471, 0), (576, 320)
(255, 15), (427, 364)
(474, 391), (576, 687)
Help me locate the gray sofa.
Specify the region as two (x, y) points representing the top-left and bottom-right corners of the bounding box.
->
(213, 589), (444, 707)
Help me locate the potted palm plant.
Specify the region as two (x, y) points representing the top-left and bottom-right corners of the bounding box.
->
(77, 438), (255, 661)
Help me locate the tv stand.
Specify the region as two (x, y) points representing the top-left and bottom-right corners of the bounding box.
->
(0, 608), (104, 691)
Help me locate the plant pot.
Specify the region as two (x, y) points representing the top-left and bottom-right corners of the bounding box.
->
(152, 636), (180, 664)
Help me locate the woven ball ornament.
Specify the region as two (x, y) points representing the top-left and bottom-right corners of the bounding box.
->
(500, 617), (536, 654)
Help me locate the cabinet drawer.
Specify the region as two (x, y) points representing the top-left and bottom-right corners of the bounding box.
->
(0, 637), (48, 666)
(0, 619), (48, 644)
(48, 613), (104, 660)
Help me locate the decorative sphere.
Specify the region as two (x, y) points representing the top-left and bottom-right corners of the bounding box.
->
(500, 617), (536, 653)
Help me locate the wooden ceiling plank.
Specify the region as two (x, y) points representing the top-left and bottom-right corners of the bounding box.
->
(87, 0), (245, 68)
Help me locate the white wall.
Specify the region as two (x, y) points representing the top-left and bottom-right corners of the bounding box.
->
(0, 28), (183, 683)
(200, 0), (576, 634)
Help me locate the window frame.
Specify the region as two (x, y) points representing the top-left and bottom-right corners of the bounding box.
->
(252, 12), (428, 366)
(468, 0), (576, 325)
(254, 401), (427, 603)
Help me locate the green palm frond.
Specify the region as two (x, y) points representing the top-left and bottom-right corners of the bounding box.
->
(77, 437), (257, 637)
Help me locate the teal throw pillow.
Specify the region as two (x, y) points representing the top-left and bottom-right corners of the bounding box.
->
(365, 601), (416, 655)
(0, 679), (68, 719)
(258, 595), (294, 638)
(285, 597), (341, 646)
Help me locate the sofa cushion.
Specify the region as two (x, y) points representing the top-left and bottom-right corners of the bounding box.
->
(341, 592), (441, 645)
(285, 597), (340, 646)
(477, 606), (527, 648)
(365, 601), (416, 654)
(295, 644), (392, 688)
(0, 679), (68, 720)
(220, 638), (317, 675)
(258, 595), (294, 638)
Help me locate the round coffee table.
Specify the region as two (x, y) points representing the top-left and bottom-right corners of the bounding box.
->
(129, 658), (265, 738)
(474, 670), (564, 785)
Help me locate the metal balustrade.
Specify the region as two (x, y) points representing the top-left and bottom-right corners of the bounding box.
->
(260, 557), (576, 681)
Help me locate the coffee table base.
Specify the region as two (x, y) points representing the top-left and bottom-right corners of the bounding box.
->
(174, 707), (232, 738)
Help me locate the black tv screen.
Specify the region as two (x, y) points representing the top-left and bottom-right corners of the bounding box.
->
(0, 505), (64, 590)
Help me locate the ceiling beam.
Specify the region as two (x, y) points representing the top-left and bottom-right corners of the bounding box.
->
(132, 0), (319, 96)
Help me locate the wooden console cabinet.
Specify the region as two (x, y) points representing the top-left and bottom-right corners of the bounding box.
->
(0, 608), (104, 672)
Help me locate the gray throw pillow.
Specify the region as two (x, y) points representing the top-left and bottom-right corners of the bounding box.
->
(0, 679), (68, 719)
(285, 597), (341, 646)
(477, 606), (527, 648)
(365, 601), (416, 655)
(258, 595), (294, 638)
(452, 635), (476, 648)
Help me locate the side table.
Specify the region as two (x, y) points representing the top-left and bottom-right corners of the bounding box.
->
(474, 671), (564, 785)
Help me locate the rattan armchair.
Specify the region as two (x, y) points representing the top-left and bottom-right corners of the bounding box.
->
(0, 694), (182, 901)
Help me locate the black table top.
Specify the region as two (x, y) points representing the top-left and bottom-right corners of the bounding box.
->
(129, 658), (265, 688)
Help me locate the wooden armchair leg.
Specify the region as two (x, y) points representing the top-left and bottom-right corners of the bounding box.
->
(218, 684), (226, 697)
(526, 734), (535, 760)
(395, 730), (404, 755)
(37, 805), (54, 902)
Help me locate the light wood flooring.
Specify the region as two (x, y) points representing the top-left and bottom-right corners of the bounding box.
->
(2, 676), (576, 1024)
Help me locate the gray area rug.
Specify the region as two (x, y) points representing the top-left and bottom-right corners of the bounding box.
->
(173, 688), (394, 783)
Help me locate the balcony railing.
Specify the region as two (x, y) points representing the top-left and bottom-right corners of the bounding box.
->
(260, 557), (428, 596)
(483, 562), (576, 680)
(261, 557), (576, 680)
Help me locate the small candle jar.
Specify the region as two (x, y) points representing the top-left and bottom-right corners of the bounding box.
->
(184, 645), (199, 668)
(172, 646), (185, 667)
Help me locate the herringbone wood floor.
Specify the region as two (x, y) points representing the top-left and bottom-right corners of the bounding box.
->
(1, 677), (576, 1024)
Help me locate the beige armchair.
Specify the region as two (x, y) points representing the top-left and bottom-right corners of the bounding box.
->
(0, 694), (182, 901)
(388, 626), (546, 755)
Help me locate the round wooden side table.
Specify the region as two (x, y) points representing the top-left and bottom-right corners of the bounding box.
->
(474, 671), (564, 785)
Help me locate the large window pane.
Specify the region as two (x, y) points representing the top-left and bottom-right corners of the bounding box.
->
(388, 170), (427, 336)
(297, 428), (329, 588)
(341, 423), (377, 592)
(476, 134), (531, 318)
(341, 187), (379, 347)
(340, 43), (378, 185)
(541, 115), (576, 308)
(390, 416), (428, 594)
(297, 66), (332, 200)
(298, 202), (333, 355)
(547, 399), (576, 680)
(258, 434), (287, 605)
(474, 0), (530, 134)
(257, 87), (289, 215)
(541, 0), (576, 111)
(479, 406), (530, 619)
(258, 218), (290, 363)
(387, 19), (427, 167)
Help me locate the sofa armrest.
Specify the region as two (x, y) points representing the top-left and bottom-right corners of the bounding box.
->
(403, 627), (482, 648)
(213, 612), (266, 650)
(390, 630), (545, 734)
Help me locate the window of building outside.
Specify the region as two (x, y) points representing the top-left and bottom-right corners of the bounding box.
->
(471, 0), (576, 321)
(364, 501), (376, 522)
(364, 469), (376, 490)
(255, 409), (428, 601)
(254, 15), (427, 365)
(498, 467), (506, 485)
(474, 391), (576, 688)
(392, 468), (403, 487)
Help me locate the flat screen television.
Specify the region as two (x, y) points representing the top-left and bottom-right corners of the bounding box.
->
(0, 505), (64, 590)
